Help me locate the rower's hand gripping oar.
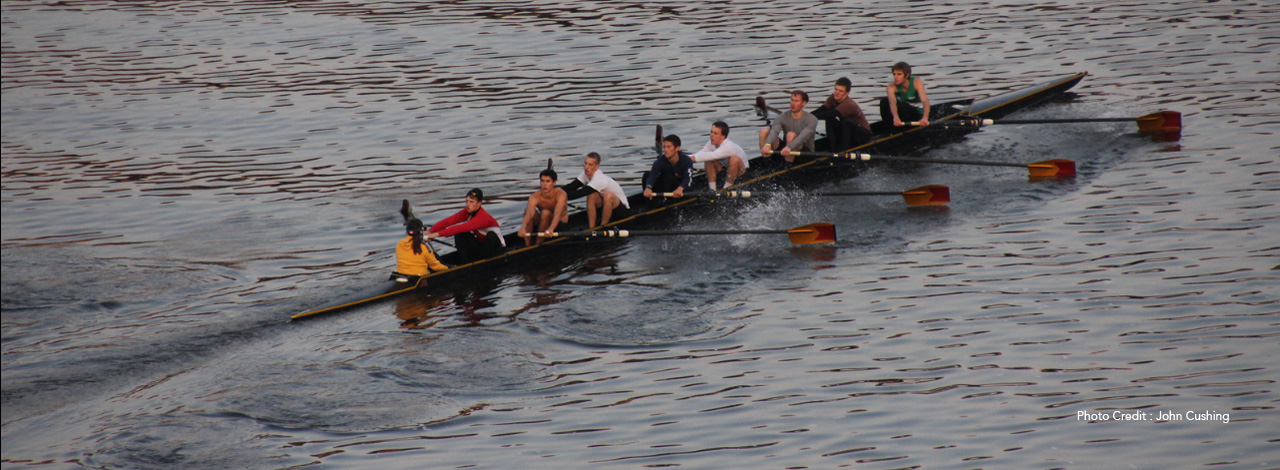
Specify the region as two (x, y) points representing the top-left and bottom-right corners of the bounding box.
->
(913, 111), (1182, 134)
(537, 223), (837, 245)
(659, 185), (951, 206)
(778, 150), (1076, 178)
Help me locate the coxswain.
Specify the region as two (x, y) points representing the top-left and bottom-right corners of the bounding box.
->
(392, 219), (449, 283)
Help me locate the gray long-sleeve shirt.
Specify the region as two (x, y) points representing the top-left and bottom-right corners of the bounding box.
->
(766, 111), (818, 151)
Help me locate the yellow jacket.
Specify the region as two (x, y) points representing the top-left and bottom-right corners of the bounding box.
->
(396, 236), (448, 276)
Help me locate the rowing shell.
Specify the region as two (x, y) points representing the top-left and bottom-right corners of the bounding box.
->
(291, 72), (1088, 320)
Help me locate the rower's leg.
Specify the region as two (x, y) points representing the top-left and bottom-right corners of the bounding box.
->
(586, 192), (601, 228)
(704, 161), (721, 190)
(601, 192), (619, 226)
(783, 131), (798, 163)
(725, 156), (745, 187)
(454, 233), (479, 264)
(536, 208), (554, 244)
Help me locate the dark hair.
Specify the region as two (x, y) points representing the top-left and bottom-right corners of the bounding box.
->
(712, 121), (730, 137)
(466, 188), (484, 202)
(585, 152), (601, 164)
(835, 77), (852, 91)
(407, 219), (425, 255)
(663, 134), (681, 148)
(791, 90), (809, 103)
(892, 61), (912, 77)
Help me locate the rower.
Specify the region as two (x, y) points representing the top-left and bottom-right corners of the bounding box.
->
(392, 219), (450, 283)
(562, 152), (631, 228)
(428, 188), (505, 264)
(643, 135), (694, 199)
(811, 77), (872, 150)
(758, 90), (818, 163)
(879, 61), (932, 128)
(517, 162), (568, 246)
(690, 121), (748, 191)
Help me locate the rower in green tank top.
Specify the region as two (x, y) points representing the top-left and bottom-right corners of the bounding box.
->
(879, 61), (931, 128)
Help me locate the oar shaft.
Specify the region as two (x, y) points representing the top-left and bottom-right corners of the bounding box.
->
(542, 228), (790, 238)
(793, 151), (1027, 169)
(820, 191), (901, 196)
(991, 117), (1135, 124)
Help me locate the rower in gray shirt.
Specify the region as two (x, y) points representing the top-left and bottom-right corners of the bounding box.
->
(758, 90), (819, 163)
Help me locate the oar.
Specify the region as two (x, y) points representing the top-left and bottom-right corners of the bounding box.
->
(659, 185), (950, 206)
(655, 124), (664, 155)
(537, 222), (837, 245)
(779, 151), (1076, 178)
(754, 96), (780, 125)
(916, 111), (1182, 133)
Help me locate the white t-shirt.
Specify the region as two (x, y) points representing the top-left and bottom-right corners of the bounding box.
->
(690, 137), (749, 169)
(576, 169), (630, 209)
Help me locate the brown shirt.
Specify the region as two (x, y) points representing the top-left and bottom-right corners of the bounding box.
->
(823, 95), (870, 131)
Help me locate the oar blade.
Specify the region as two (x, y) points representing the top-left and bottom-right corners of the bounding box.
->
(1027, 159), (1076, 177)
(787, 223), (837, 245)
(1137, 111), (1182, 132)
(902, 185), (950, 206)
(655, 124), (664, 155)
(400, 199), (416, 223)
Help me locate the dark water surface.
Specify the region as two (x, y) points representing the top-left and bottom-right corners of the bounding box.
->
(3, 1), (1277, 468)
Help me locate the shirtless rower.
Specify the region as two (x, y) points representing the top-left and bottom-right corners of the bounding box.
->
(518, 164), (568, 246)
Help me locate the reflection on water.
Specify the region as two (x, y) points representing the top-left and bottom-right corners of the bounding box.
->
(3, 1), (1278, 469)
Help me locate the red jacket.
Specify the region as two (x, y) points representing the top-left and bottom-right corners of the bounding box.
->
(430, 208), (500, 242)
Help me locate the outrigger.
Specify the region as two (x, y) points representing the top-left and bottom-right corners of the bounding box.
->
(292, 72), (1181, 320)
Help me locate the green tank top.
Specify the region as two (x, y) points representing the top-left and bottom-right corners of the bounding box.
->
(895, 76), (921, 106)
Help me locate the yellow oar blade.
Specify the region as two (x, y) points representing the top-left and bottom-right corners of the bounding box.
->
(902, 185), (950, 206)
(1027, 159), (1076, 177)
(786, 223), (837, 245)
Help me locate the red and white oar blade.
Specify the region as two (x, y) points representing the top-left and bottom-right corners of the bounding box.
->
(901, 185), (950, 206)
(787, 223), (837, 245)
(1027, 159), (1076, 177)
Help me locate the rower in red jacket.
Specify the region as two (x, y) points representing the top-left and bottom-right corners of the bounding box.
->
(428, 188), (505, 264)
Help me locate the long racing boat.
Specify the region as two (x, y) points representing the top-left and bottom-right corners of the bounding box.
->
(292, 71), (1091, 320)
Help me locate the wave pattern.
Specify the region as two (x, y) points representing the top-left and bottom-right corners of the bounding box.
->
(3, 1), (1278, 469)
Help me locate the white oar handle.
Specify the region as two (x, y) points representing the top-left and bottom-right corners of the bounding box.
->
(539, 230), (631, 238)
(910, 119), (993, 126)
(658, 191), (753, 198)
(909, 119), (994, 126)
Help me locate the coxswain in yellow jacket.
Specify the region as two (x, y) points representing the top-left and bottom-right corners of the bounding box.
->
(394, 219), (448, 282)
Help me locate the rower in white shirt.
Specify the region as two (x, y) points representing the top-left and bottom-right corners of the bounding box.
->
(562, 152), (631, 228)
(689, 121), (748, 191)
